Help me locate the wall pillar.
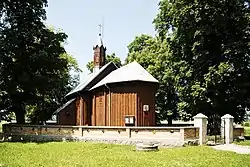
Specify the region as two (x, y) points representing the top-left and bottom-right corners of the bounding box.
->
(126, 128), (131, 138)
(221, 114), (234, 144)
(81, 97), (84, 126)
(193, 113), (208, 145)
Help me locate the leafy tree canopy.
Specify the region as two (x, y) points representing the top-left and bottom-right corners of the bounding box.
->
(0, 0), (80, 124)
(126, 34), (178, 125)
(153, 0), (250, 124)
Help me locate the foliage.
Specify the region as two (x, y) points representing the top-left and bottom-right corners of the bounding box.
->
(25, 50), (80, 124)
(0, 143), (250, 167)
(153, 0), (250, 124)
(244, 122), (250, 127)
(244, 127), (250, 136)
(126, 34), (178, 124)
(86, 53), (122, 73)
(0, 0), (80, 123)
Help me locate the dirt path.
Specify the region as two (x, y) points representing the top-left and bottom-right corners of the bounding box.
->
(212, 144), (250, 154)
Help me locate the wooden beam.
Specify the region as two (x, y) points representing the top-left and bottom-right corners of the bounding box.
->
(104, 89), (106, 126)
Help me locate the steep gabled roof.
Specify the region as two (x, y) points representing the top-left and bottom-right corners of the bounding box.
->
(90, 61), (159, 90)
(66, 62), (117, 98)
(54, 98), (76, 114)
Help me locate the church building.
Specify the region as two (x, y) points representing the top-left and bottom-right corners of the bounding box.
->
(54, 32), (159, 127)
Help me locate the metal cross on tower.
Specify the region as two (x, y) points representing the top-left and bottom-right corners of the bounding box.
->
(98, 24), (103, 37)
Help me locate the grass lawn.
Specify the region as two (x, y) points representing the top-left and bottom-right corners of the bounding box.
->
(235, 140), (250, 146)
(0, 142), (250, 167)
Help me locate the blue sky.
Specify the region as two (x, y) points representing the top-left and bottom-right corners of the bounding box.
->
(45, 0), (160, 81)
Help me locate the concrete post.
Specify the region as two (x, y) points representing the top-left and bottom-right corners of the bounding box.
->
(193, 113), (208, 145)
(126, 128), (131, 138)
(221, 114), (234, 144)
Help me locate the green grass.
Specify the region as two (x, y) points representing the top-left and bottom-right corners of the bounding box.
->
(0, 142), (250, 167)
(245, 127), (250, 136)
(235, 140), (250, 146)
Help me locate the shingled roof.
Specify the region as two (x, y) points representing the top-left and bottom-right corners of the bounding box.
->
(54, 98), (76, 114)
(66, 62), (117, 98)
(90, 61), (159, 90)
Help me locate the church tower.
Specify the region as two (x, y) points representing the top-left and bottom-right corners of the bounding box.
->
(93, 25), (106, 73)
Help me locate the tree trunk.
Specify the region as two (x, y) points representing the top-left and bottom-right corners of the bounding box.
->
(167, 117), (173, 126)
(15, 111), (25, 124)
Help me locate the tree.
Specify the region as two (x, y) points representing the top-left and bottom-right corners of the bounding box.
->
(0, 0), (80, 124)
(153, 0), (250, 125)
(126, 34), (179, 125)
(86, 53), (122, 73)
(26, 51), (80, 124)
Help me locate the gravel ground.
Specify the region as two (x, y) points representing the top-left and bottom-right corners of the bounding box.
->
(212, 144), (250, 154)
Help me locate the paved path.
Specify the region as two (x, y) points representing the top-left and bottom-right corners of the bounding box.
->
(212, 144), (250, 154)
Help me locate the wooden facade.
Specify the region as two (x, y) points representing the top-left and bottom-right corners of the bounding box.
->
(75, 94), (92, 126)
(91, 81), (158, 126)
(57, 99), (77, 125)
(58, 81), (158, 127)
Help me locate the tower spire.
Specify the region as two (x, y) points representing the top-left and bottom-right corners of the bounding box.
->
(97, 24), (103, 46)
(93, 23), (106, 73)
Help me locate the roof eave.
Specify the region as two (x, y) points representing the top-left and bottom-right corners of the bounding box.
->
(90, 80), (159, 91)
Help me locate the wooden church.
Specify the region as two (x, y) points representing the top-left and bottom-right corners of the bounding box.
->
(55, 33), (159, 127)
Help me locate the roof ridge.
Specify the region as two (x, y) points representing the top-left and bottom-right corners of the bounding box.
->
(65, 62), (117, 98)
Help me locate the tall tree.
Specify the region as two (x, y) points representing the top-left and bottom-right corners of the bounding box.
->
(0, 0), (80, 123)
(126, 34), (179, 125)
(86, 53), (122, 73)
(153, 0), (250, 125)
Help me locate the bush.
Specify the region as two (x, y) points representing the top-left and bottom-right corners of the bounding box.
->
(244, 122), (250, 127)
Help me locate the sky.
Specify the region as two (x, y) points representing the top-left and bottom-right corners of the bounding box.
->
(45, 0), (160, 82)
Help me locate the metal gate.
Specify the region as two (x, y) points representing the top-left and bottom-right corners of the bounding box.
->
(207, 114), (225, 145)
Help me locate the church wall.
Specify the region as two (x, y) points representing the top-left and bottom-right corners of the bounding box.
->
(136, 82), (158, 126)
(109, 84), (137, 126)
(58, 100), (77, 125)
(76, 97), (81, 125)
(75, 95), (92, 126)
(92, 87), (108, 126)
(91, 81), (158, 127)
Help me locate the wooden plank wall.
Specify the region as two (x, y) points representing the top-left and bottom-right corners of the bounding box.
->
(92, 89), (106, 126)
(110, 86), (137, 126)
(91, 82), (158, 127)
(75, 97), (81, 125)
(58, 100), (77, 125)
(136, 83), (157, 126)
(75, 96), (91, 126)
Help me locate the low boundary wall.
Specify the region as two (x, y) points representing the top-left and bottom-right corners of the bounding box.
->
(2, 124), (199, 146)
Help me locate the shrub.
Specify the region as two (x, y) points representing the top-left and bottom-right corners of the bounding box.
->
(244, 122), (250, 127)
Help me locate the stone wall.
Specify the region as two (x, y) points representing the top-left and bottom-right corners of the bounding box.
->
(2, 124), (199, 146)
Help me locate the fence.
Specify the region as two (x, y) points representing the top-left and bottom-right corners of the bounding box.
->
(3, 124), (198, 143)
(2, 113), (244, 145)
